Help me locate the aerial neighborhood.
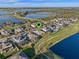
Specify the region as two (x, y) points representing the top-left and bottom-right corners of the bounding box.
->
(0, 16), (78, 55)
(0, 8), (79, 59)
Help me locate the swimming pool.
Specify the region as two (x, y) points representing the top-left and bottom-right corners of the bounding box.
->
(49, 32), (79, 59)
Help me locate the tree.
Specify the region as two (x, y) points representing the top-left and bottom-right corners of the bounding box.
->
(0, 53), (6, 59)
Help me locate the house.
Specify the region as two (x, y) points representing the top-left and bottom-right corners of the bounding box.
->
(15, 27), (23, 33)
(0, 40), (13, 53)
(0, 29), (14, 36)
(41, 27), (50, 32)
(27, 32), (36, 41)
(69, 17), (78, 22)
(31, 24), (35, 28)
(32, 30), (43, 36)
(63, 20), (71, 26)
(1, 30), (9, 36)
(21, 26), (26, 30)
(3, 22), (13, 27)
(47, 25), (56, 32)
(30, 30), (43, 40)
(10, 32), (29, 44)
(0, 29), (4, 35)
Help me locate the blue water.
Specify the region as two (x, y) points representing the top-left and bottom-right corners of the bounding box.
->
(0, 11), (11, 15)
(15, 9), (55, 19)
(25, 12), (50, 18)
(49, 33), (79, 59)
(0, 16), (23, 24)
(0, 10), (23, 24)
(15, 9), (38, 12)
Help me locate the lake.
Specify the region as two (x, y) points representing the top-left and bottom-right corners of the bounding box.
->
(15, 9), (55, 19)
(49, 33), (79, 59)
(0, 9), (55, 24)
(0, 16), (23, 24)
(0, 11), (12, 15)
(25, 12), (52, 18)
(16, 9), (38, 12)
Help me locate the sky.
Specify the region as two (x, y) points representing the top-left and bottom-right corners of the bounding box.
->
(0, 0), (79, 7)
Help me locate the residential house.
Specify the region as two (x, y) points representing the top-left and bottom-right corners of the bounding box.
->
(0, 40), (13, 53)
(41, 27), (50, 32)
(32, 30), (43, 36)
(10, 32), (29, 46)
(15, 27), (23, 33)
(31, 24), (35, 28)
(3, 22), (13, 27)
(0, 30), (9, 36)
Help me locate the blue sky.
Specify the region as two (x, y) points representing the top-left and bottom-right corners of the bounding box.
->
(0, 0), (79, 7)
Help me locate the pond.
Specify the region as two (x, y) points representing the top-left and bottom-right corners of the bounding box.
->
(15, 9), (56, 19)
(25, 12), (52, 18)
(15, 9), (39, 12)
(0, 16), (24, 24)
(0, 11), (12, 15)
(49, 33), (79, 59)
